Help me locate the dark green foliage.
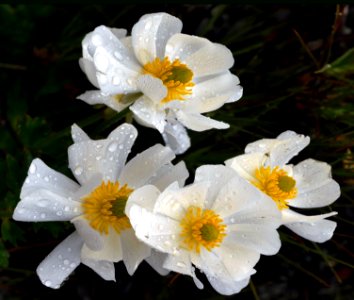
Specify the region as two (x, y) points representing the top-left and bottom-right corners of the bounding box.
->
(0, 4), (353, 300)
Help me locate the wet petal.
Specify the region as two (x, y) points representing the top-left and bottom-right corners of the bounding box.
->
(194, 165), (236, 209)
(176, 110), (229, 131)
(137, 74), (167, 103)
(145, 250), (170, 276)
(130, 97), (166, 132)
(71, 123), (90, 143)
(162, 119), (191, 155)
(191, 72), (242, 113)
(132, 13), (182, 64)
(165, 33), (234, 77)
(119, 144), (175, 189)
(72, 216), (104, 251)
(147, 161), (189, 191)
(121, 229), (151, 275)
(68, 123), (137, 185)
(82, 258), (115, 281)
(37, 232), (83, 289)
(77, 90), (130, 113)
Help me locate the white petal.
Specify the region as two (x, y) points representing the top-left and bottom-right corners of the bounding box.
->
(125, 185), (161, 215)
(147, 161), (189, 191)
(137, 74), (167, 103)
(212, 175), (280, 222)
(121, 229), (151, 275)
(71, 123), (90, 143)
(128, 204), (181, 253)
(77, 90), (131, 113)
(68, 123), (137, 185)
(79, 58), (99, 88)
(132, 13), (182, 65)
(71, 216), (103, 251)
(81, 228), (123, 262)
(145, 250), (170, 276)
(81, 258), (115, 281)
(165, 34), (234, 77)
(162, 118), (191, 154)
(191, 72), (242, 113)
(281, 208), (337, 224)
(283, 211), (337, 243)
(225, 153), (265, 182)
(154, 181), (210, 220)
(13, 189), (81, 222)
(292, 159), (340, 208)
(176, 110), (229, 131)
(162, 249), (193, 276)
(200, 246), (257, 282)
(37, 232), (83, 289)
(225, 225), (281, 255)
(20, 158), (79, 199)
(194, 165), (236, 209)
(130, 97), (166, 132)
(119, 144), (175, 189)
(206, 274), (250, 296)
(245, 131), (310, 167)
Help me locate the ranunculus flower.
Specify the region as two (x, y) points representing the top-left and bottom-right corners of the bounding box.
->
(126, 165), (281, 295)
(79, 12), (242, 154)
(13, 123), (188, 288)
(226, 130), (340, 243)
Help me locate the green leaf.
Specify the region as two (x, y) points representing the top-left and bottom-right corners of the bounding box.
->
(317, 48), (354, 76)
(0, 240), (9, 268)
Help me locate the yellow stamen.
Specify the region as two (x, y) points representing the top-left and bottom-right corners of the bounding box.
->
(81, 181), (133, 234)
(143, 57), (194, 103)
(252, 166), (297, 210)
(179, 206), (226, 253)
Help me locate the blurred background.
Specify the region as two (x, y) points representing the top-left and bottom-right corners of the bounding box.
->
(0, 4), (353, 299)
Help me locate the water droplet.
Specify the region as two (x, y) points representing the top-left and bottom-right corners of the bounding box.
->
(91, 34), (102, 46)
(96, 156), (102, 161)
(230, 217), (235, 223)
(56, 211), (63, 216)
(114, 51), (122, 60)
(70, 263), (76, 268)
(96, 144), (103, 149)
(108, 142), (118, 152)
(44, 280), (52, 287)
(118, 145), (124, 150)
(40, 213), (46, 219)
(44, 176), (49, 182)
(74, 166), (83, 176)
(63, 259), (69, 265)
(177, 261), (186, 268)
(64, 206), (70, 212)
(29, 163), (36, 174)
(25, 178), (30, 184)
(129, 134), (134, 139)
(95, 53), (109, 72)
(144, 20), (152, 30)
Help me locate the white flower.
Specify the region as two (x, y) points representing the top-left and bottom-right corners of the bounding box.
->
(12, 123), (188, 288)
(225, 130), (341, 243)
(78, 12), (243, 154)
(126, 165), (281, 295)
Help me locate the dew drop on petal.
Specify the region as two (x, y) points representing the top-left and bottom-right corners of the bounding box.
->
(108, 142), (118, 152)
(29, 163), (36, 174)
(44, 280), (52, 287)
(114, 51), (122, 60)
(64, 206), (70, 212)
(63, 259), (69, 265)
(56, 211), (63, 216)
(37, 199), (48, 208)
(70, 263), (76, 268)
(74, 166), (83, 176)
(40, 213), (46, 219)
(44, 176), (49, 182)
(91, 34), (103, 46)
(177, 261), (186, 268)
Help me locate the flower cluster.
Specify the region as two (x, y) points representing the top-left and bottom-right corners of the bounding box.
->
(12, 12), (340, 296)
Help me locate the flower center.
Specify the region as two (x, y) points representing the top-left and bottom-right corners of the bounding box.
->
(252, 166), (297, 210)
(143, 57), (194, 103)
(81, 181), (133, 234)
(179, 206), (226, 253)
